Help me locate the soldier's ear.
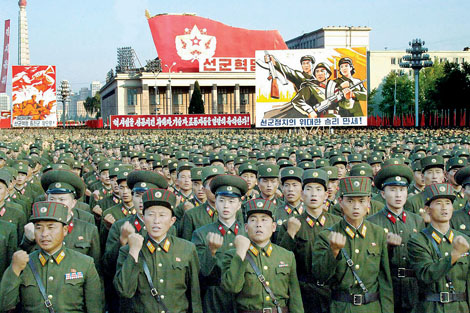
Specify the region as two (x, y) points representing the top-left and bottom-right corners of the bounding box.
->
(62, 225), (68, 237)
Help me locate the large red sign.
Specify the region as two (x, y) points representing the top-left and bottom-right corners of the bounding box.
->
(146, 14), (287, 73)
(110, 114), (251, 129)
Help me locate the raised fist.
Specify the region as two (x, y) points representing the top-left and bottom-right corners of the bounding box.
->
(12, 250), (29, 276)
(328, 231), (346, 257)
(184, 201), (195, 211)
(206, 232), (224, 256)
(93, 190), (100, 201)
(92, 205), (103, 217)
(452, 235), (469, 255)
(287, 217), (301, 239)
(234, 235), (251, 261)
(120, 221), (136, 246)
(103, 214), (116, 229)
(128, 233), (144, 262)
(386, 232), (402, 247)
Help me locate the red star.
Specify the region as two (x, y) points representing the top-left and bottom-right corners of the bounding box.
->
(191, 37), (201, 45)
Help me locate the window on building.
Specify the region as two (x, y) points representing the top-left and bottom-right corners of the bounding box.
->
(240, 87), (250, 113)
(127, 89), (137, 106)
(391, 57), (396, 65)
(217, 88), (227, 104)
(172, 88), (183, 105)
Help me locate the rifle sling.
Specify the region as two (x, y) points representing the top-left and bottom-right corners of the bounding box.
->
(140, 251), (171, 313)
(28, 259), (55, 313)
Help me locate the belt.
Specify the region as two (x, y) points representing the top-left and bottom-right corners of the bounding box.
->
(391, 267), (415, 278)
(239, 307), (288, 313)
(332, 291), (379, 306)
(424, 292), (467, 303)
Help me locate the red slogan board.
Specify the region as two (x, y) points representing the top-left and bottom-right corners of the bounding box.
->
(110, 114), (251, 130)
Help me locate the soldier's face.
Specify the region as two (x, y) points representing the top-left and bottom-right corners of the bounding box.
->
(334, 164), (347, 179)
(289, 154), (297, 165)
(144, 206), (176, 242)
(16, 173), (27, 186)
(423, 168), (445, 185)
(215, 195), (241, 222)
(414, 171), (425, 186)
(119, 181), (133, 203)
(131, 158), (140, 170)
(177, 170), (192, 192)
(0, 182), (7, 200)
(445, 168), (459, 185)
(339, 196), (370, 224)
(426, 198), (453, 223)
(381, 185), (408, 210)
(132, 191), (145, 215)
(315, 68), (327, 82)
(258, 177), (279, 198)
(34, 221), (67, 254)
(302, 182), (327, 209)
(111, 177), (119, 194)
(245, 213), (276, 245)
(301, 61), (312, 74)
(340, 64), (352, 77)
(282, 179), (302, 204)
(371, 163), (382, 176)
(226, 161), (235, 174)
(238, 173), (256, 192)
(327, 180), (339, 200)
(47, 193), (75, 212)
(100, 170), (110, 185)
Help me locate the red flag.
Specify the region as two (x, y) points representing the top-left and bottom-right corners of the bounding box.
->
(0, 20), (10, 93)
(420, 112), (425, 127)
(454, 109), (457, 126)
(461, 109), (466, 127)
(146, 14), (287, 73)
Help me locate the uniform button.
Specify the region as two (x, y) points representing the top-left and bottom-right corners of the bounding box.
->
(266, 281), (270, 286)
(263, 266), (268, 270)
(227, 231), (232, 234)
(401, 244), (405, 247)
(48, 276), (53, 281)
(265, 296), (270, 301)
(446, 283), (449, 288)
(50, 259), (54, 263)
(443, 238), (447, 242)
(445, 252), (449, 256)
(355, 264), (360, 270)
(161, 295), (164, 299)
(158, 263), (162, 267)
(355, 249), (360, 254)
(157, 248), (161, 252)
(229, 243), (233, 247)
(159, 279), (164, 283)
(48, 295), (53, 299)
(402, 257), (406, 260)
(262, 252), (266, 256)
(399, 230), (403, 233)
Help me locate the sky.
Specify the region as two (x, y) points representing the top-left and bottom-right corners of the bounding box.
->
(1, 0), (469, 94)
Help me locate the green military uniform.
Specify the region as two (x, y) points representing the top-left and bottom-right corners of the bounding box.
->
(221, 198), (304, 313)
(277, 168), (341, 313)
(191, 174), (248, 313)
(273, 54), (313, 90)
(0, 220), (18, 278)
(174, 167), (205, 230)
(450, 166), (470, 236)
(367, 164), (425, 312)
(273, 167), (305, 226)
(408, 183), (470, 313)
(0, 202), (27, 244)
(312, 176), (394, 312)
(114, 188), (203, 313)
(446, 157), (468, 210)
(0, 201), (104, 313)
(334, 58), (367, 117)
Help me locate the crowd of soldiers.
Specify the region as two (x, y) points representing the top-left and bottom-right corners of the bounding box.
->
(0, 127), (469, 313)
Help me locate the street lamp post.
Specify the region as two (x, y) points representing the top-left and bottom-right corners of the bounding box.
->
(146, 58), (161, 114)
(165, 62), (176, 115)
(60, 80), (70, 129)
(399, 39), (433, 127)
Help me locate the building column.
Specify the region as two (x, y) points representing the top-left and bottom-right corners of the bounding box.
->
(212, 84), (217, 114)
(141, 84), (150, 115)
(234, 84), (240, 114)
(166, 84), (171, 115)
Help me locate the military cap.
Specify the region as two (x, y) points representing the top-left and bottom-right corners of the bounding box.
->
(446, 157), (468, 171)
(142, 188), (177, 212)
(245, 198), (276, 218)
(374, 164), (414, 190)
(201, 166), (225, 184)
(234, 156), (247, 166)
(278, 160), (293, 169)
(367, 155), (382, 165)
(0, 169), (12, 186)
(257, 164), (280, 178)
(322, 166), (339, 180)
(265, 151), (276, 160)
(315, 158), (329, 168)
(238, 163), (258, 176)
(383, 158), (404, 167)
(298, 161), (315, 170)
(109, 165), (121, 178)
(13, 163), (28, 175)
(175, 151), (189, 160)
(190, 167), (203, 181)
(300, 55), (315, 64)
(127, 170), (168, 191)
(349, 163), (373, 178)
(455, 166), (470, 187)
(0, 151), (7, 161)
(31, 201), (69, 224)
(177, 161), (194, 174)
(423, 183), (455, 205)
(314, 62), (332, 76)
(280, 166), (303, 184)
(224, 153), (236, 164)
(348, 154), (362, 163)
(98, 160), (113, 172)
(276, 151), (289, 161)
(302, 169), (328, 189)
(168, 160), (179, 173)
(209, 152), (224, 164)
(420, 155), (444, 173)
(152, 160), (163, 169)
(209, 174), (248, 198)
(41, 169), (85, 199)
(116, 165), (134, 182)
(339, 176), (372, 197)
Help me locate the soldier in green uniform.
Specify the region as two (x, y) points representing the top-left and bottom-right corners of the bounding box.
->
(368, 164), (425, 312)
(445, 156), (468, 210)
(451, 166), (470, 236)
(89, 160), (114, 211)
(114, 187), (203, 313)
(174, 161), (196, 207)
(408, 183), (470, 313)
(334, 57), (367, 117)
(93, 165), (124, 216)
(277, 168), (341, 312)
(0, 201), (104, 312)
(312, 176), (394, 312)
(221, 198), (304, 313)
(0, 169), (27, 243)
(323, 166), (340, 212)
(0, 220), (18, 278)
(273, 167), (305, 228)
(239, 163), (260, 202)
(405, 155), (446, 219)
(408, 160), (425, 197)
(191, 174), (248, 313)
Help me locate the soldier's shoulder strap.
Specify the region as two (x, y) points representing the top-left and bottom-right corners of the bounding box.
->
(139, 251), (171, 313)
(28, 259), (56, 313)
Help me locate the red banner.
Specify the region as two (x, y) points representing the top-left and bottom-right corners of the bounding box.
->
(110, 114), (251, 130)
(0, 20), (10, 93)
(147, 14), (287, 73)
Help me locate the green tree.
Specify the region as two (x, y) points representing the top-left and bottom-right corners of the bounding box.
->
(84, 92), (101, 118)
(378, 72), (414, 117)
(419, 61), (445, 112)
(367, 88), (378, 115)
(188, 81), (204, 114)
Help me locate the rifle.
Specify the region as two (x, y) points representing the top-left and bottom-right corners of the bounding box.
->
(313, 79), (366, 113)
(263, 51), (287, 99)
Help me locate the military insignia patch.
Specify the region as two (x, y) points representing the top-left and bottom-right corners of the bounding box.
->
(40, 206), (47, 213)
(155, 191), (162, 198)
(55, 183), (61, 188)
